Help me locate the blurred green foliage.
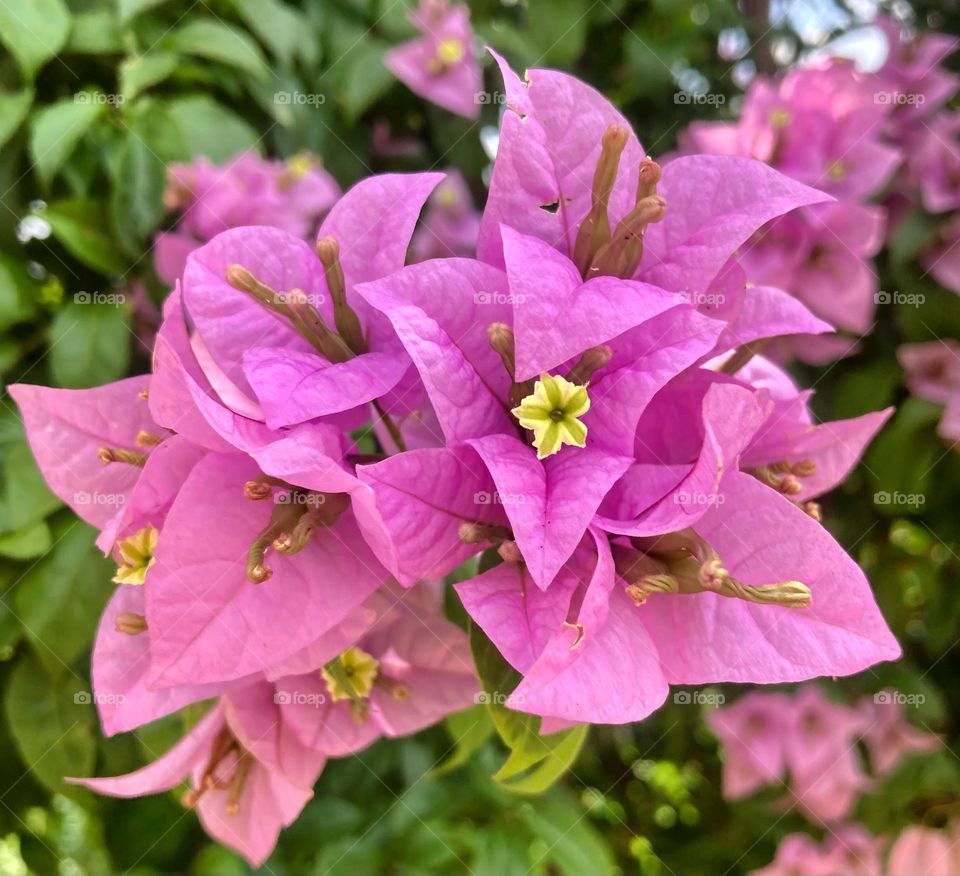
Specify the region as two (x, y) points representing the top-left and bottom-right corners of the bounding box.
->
(1, 0), (958, 873)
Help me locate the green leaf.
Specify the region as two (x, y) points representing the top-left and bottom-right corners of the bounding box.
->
(167, 20), (270, 79)
(44, 200), (127, 276)
(49, 300), (131, 389)
(469, 621), (585, 793)
(336, 38), (393, 121)
(110, 124), (167, 252)
(14, 517), (114, 672)
(494, 724), (588, 794)
(0, 0), (71, 79)
(119, 51), (179, 100)
(29, 96), (104, 187)
(67, 9), (123, 54)
(0, 89), (33, 150)
(0, 255), (38, 330)
(519, 792), (618, 875)
(117, 0), (172, 24)
(0, 521), (52, 560)
(165, 96), (260, 162)
(430, 705), (494, 776)
(4, 653), (96, 795)
(233, 0), (316, 65)
(1, 441), (61, 532)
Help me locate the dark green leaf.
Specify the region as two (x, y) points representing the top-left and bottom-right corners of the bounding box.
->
(49, 300), (131, 389)
(44, 200), (127, 276)
(0, 89), (33, 150)
(29, 96), (104, 187)
(167, 20), (270, 79)
(0, 0), (71, 79)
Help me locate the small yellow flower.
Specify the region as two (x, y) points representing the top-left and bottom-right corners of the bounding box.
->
(436, 37), (465, 66)
(769, 108), (792, 128)
(112, 524), (159, 585)
(322, 647), (380, 701)
(511, 373), (590, 460)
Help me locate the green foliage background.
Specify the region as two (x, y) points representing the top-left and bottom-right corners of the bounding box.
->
(0, 1), (957, 873)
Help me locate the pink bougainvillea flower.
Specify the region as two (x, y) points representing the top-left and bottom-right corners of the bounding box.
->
(384, 0), (482, 119)
(922, 213), (960, 297)
(412, 170), (481, 261)
(754, 825), (885, 876)
(741, 201), (886, 337)
(276, 586), (478, 756)
(684, 59), (901, 202)
(899, 340), (960, 443)
(857, 690), (940, 775)
(73, 687), (326, 867)
(155, 152), (340, 285)
(706, 691), (790, 798)
(180, 172), (442, 431)
(887, 826), (956, 876)
(902, 112), (960, 214)
(478, 52), (831, 324)
(9, 377), (157, 529)
(877, 14), (960, 122)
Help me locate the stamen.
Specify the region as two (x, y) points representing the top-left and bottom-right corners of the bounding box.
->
(285, 288), (354, 363)
(719, 341), (766, 374)
(615, 542), (811, 609)
(243, 480), (273, 501)
(497, 540), (524, 563)
(272, 493), (350, 554)
(245, 499), (308, 583)
(224, 752), (253, 816)
(138, 387), (149, 401)
(375, 676), (411, 701)
(588, 191), (667, 279)
(567, 344), (612, 385)
(115, 612), (148, 635)
(226, 264), (288, 312)
(98, 447), (147, 467)
(802, 501), (822, 522)
(135, 430), (164, 447)
(458, 522), (512, 544)
(573, 124), (630, 276)
(487, 322), (534, 407)
(316, 237), (367, 355)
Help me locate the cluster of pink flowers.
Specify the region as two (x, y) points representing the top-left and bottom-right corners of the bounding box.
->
(710, 685), (938, 824)
(154, 151), (341, 288)
(383, 0), (482, 119)
(757, 822), (960, 876)
(12, 50), (903, 864)
(758, 823), (960, 875)
(899, 340), (960, 443)
(681, 56), (899, 363)
(712, 684), (948, 875)
(876, 16), (960, 293)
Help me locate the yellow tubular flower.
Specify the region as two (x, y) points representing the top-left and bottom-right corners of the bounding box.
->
(511, 373), (591, 460)
(321, 647), (380, 701)
(112, 524), (159, 585)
